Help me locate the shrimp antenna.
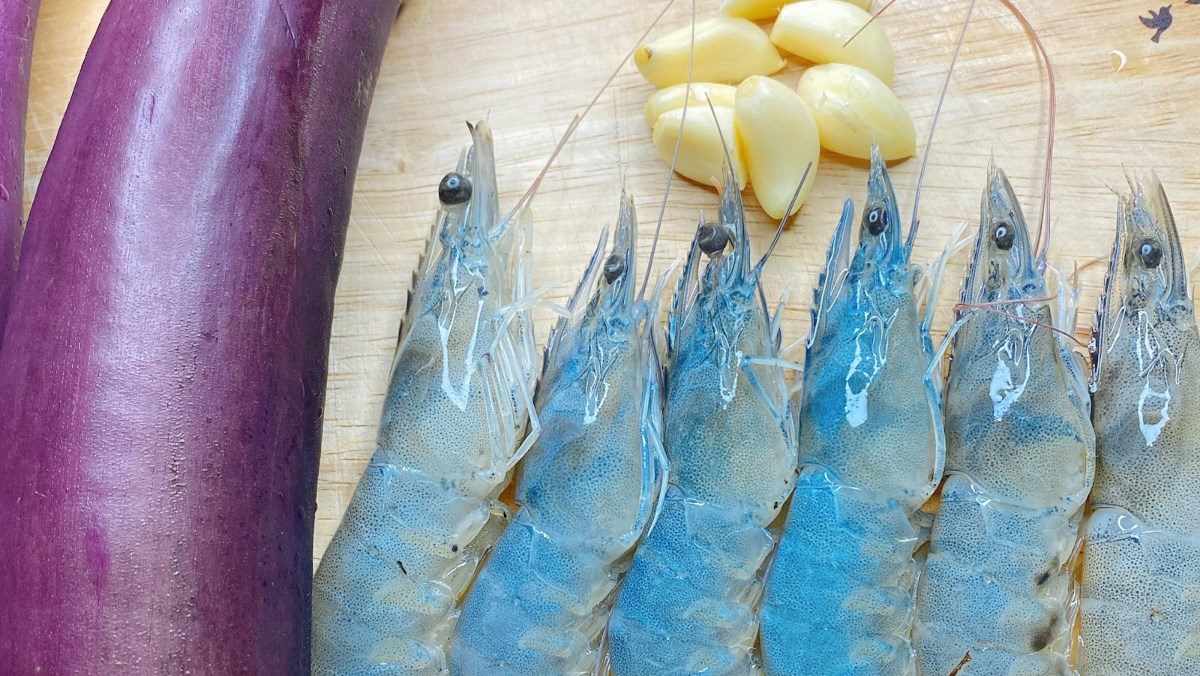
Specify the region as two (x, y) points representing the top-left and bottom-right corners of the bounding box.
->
(905, 0), (976, 256)
(755, 162), (814, 277)
(639, 0), (697, 302)
(502, 0), (679, 226)
(843, 0), (899, 47)
(998, 0), (1056, 267)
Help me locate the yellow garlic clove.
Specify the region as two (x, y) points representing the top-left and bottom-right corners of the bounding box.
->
(771, 0), (895, 86)
(720, 0), (788, 21)
(722, 0), (873, 20)
(645, 83), (738, 127)
(636, 17), (785, 89)
(796, 63), (915, 161)
(734, 75), (820, 219)
(652, 105), (747, 189)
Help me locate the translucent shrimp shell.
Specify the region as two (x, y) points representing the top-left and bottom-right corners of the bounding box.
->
(609, 173), (795, 676)
(312, 122), (538, 675)
(450, 194), (667, 675)
(913, 165), (1094, 675)
(1080, 175), (1200, 675)
(761, 149), (945, 675)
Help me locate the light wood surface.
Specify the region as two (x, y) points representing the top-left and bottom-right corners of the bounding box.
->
(23, 0), (1200, 564)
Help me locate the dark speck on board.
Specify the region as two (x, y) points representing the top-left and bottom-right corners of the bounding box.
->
(1141, 5), (1174, 43)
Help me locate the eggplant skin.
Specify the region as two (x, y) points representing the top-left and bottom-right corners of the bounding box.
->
(0, 0), (38, 345)
(0, 0), (400, 672)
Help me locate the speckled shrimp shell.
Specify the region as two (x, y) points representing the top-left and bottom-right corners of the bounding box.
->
(912, 165), (1094, 675)
(1079, 175), (1200, 675)
(449, 193), (669, 675)
(311, 121), (539, 675)
(608, 170), (795, 676)
(760, 148), (946, 676)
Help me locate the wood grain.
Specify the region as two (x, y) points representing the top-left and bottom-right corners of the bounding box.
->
(22, 0), (1200, 565)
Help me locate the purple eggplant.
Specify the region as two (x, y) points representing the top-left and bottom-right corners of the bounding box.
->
(0, 0), (399, 671)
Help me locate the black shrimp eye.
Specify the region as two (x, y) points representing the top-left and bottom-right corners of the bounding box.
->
(603, 254), (625, 283)
(865, 206), (888, 236)
(697, 222), (729, 257)
(1138, 238), (1163, 268)
(438, 172), (472, 206)
(992, 221), (1015, 250)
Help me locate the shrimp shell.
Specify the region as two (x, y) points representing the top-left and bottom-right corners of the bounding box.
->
(1080, 175), (1200, 675)
(450, 194), (668, 675)
(761, 148), (945, 675)
(913, 164), (1094, 676)
(312, 122), (539, 675)
(608, 170), (795, 676)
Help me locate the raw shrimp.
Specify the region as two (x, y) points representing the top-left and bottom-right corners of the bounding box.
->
(1080, 175), (1200, 675)
(449, 194), (668, 675)
(912, 164), (1094, 675)
(760, 147), (947, 675)
(608, 169), (796, 675)
(312, 122), (540, 674)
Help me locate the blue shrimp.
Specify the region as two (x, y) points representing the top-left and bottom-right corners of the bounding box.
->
(760, 147), (947, 676)
(912, 165), (1094, 675)
(608, 170), (796, 675)
(449, 194), (668, 675)
(1080, 175), (1200, 675)
(312, 122), (539, 675)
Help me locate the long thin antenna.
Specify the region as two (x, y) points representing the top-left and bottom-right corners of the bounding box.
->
(843, 0), (899, 47)
(503, 0), (679, 225)
(998, 0), (1056, 264)
(639, 0), (697, 301)
(905, 0), (976, 255)
(755, 162), (814, 276)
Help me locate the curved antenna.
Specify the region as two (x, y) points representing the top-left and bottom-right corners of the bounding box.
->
(998, 0), (1056, 266)
(905, 0), (977, 256)
(502, 0), (679, 226)
(639, 0), (697, 302)
(754, 162), (814, 277)
(843, 0), (899, 47)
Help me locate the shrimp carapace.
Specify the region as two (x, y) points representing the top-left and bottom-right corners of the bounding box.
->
(312, 122), (539, 674)
(1080, 175), (1200, 675)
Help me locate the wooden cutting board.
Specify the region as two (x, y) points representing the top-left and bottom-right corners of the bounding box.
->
(23, 0), (1200, 563)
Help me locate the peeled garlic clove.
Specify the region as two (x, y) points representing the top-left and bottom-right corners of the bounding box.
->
(720, 0), (787, 20)
(734, 76), (820, 219)
(636, 17), (785, 89)
(645, 83), (738, 127)
(796, 63), (915, 161)
(722, 0), (873, 19)
(771, 0), (895, 86)
(652, 105), (747, 189)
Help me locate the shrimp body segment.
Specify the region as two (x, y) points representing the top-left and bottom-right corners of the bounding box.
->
(609, 173), (796, 676)
(760, 149), (945, 675)
(312, 123), (539, 675)
(450, 194), (668, 675)
(1080, 176), (1200, 675)
(913, 166), (1094, 675)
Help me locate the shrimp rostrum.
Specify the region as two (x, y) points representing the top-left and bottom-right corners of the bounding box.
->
(1081, 175), (1200, 675)
(913, 165), (1094, 675)
(450, 194), (667, 675)
(609, 170), (796, 675)
(312, 122), (539, 674)
(761, 148), (946, 675)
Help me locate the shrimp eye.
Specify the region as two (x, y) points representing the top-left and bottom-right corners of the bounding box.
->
(697, 222), (729, 257)
(438, 172), (472, 205)
(865, 206), (888, 236)
(992, 221), (1015, 250)
(603, 254), (625, 283)
(1138, 239), (1163, 268)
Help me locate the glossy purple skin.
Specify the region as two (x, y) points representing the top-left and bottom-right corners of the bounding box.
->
(0, 0), (399, 671)
(0, 0), (38, 343)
